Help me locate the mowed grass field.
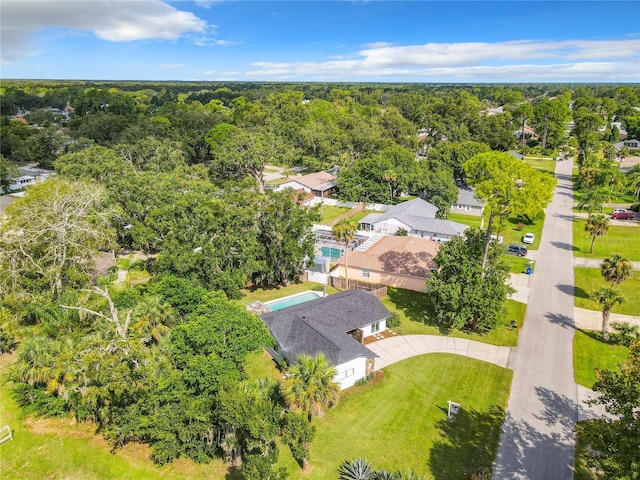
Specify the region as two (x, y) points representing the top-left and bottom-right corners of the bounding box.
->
(574, 267), (640, 317)
(572, 218), (640, 260)
(277, 354), (513, 479)
(383, 287), (526, 347)
(573, 329), (630, 388)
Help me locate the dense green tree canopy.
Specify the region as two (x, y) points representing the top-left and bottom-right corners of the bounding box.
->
(426, 228), (514, 332)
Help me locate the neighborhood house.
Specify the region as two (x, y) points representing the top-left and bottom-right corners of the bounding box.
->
(260, 290), (391, 389)
(275, 171), (337, 198)
(358, 198), (467, 241)
(451, 187), (485, 216)
(334, 235), (440, 292)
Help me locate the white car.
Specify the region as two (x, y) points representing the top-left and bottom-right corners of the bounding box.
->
(522, 233), (535, 244)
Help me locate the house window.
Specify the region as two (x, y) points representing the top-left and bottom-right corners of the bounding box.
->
(337, 368), (355, 380)
(370, 320), (382, 334)
(361, 268), (370, 279)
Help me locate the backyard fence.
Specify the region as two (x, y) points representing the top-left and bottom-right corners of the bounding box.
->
(329, 277), (387, 298)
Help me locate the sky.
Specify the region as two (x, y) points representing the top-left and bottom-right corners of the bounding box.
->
(1, 0), (639, 83)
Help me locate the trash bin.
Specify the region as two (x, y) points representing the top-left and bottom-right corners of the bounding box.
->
(526, 266), (532, 275)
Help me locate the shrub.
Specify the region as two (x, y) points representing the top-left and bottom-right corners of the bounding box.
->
(354, 377), (368, 387)
(386, 312), (401, 329)
(0, 326), (16, 353)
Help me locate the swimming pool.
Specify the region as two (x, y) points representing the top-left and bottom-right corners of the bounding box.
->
(265, 291), (323, 311)
(320, 246), (344, 259)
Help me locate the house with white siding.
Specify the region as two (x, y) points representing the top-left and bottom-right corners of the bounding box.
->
(260, 290), (391, 389)
(451, 187), (485, 216)
(358, 198), (467, 242)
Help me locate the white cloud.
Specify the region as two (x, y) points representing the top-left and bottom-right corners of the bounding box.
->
(1, 0), (208, 64)
(161, 63), (184, 68)
(246, 38), (640, 81)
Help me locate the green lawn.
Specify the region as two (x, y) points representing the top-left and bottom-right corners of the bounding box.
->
(574, 267), (640, 316)
(503, 255), (535, 274)
(573, 217), (640, 260)
(382, 287), (526, 347)
(522, 157), (557, 175)
(277, 355), (513, 479)
(239, 281), (339, 306)
(319, 205), (351, 224)
(447, 212), (484, 229)
(0, 356), (236, 480)
(573, 329), (629, 388)
(350, 209), (383, 224)
(447, 212), (545, 250)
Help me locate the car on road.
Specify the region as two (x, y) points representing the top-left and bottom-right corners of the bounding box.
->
(506, 244), (528, 256)
(522, 233), (535, 244)
(611, 209), (634, 220)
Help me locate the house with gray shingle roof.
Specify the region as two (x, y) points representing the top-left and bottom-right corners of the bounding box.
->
(358, 198), (467, 242)
(260, 290), (391, 389)
(451, 187), (485, 217)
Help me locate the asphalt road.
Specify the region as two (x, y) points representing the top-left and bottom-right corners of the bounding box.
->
(493, 159), (578, 479)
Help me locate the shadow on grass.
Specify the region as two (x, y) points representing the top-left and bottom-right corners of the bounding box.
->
(386, 288), (450, 334)
(429, 407), (506, 480)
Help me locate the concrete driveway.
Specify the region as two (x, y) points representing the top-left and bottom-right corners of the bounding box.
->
(368, 335), (512, 370)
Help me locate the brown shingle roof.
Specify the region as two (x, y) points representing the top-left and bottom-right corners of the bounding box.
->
(337, 236), (440, 278)
(290, 171), (336, 190)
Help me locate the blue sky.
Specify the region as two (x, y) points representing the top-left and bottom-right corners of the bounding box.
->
(1, 0), (639, 82)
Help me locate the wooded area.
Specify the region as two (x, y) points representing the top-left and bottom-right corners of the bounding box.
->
(1, 81), (639, 478)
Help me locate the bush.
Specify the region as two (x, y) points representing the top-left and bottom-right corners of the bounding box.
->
(0, 326), (16, 353)
(354, 377), (368, 387)
(386, 312), (401, 329)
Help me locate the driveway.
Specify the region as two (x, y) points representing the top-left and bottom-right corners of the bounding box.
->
(368, 335), (511, 370)
(493, 158), (578, 480)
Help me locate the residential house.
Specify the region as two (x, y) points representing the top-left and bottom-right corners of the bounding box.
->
(451, 187), (485, 216)
(275, 171), (337, 198)
(260, 290), (391, 389)
(334, 236), (439, 292)
(358, 198), (467, 241)
(615, 139), (640, 150)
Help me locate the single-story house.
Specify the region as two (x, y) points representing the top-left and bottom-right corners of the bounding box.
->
(451, 187), (485, 216)
(358, 198), (467, 241)
(276, 171), (337, 198)
(334, 236), (440, 292)
(615, 139), (640, 150)
(260, 290), (391, 389)
(7, 175), (37, 192)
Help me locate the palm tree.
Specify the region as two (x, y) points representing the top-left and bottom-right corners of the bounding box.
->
(627, 164), (640, 200)
(584, 214), (609, 254)
(576, 188), (607, 214)
(332, 218), (358, 290)
(130, 295), (176, 344)
(280, 352), (340, 422)
(591, 286), (625, 342)
(382, 169), (397, 204)
(338, 458), (374, 480)
(600, 254), (632, 287)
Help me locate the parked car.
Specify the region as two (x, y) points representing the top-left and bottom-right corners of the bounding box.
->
(506, 244), (528, 256)
(522, 233), (535, 244)
(611, 209), (634, 220)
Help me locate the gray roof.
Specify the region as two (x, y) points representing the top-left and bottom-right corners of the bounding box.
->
(408, 217), (468, 236)
(359, 198), (438, 225)
(456, 188), (484, 208)
(260, 290), (390, 366)
(359, 197), (466, 236)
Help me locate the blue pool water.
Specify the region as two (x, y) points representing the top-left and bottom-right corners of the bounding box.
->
(265, 291), (322, 311)
(320, 246), (344, 259)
